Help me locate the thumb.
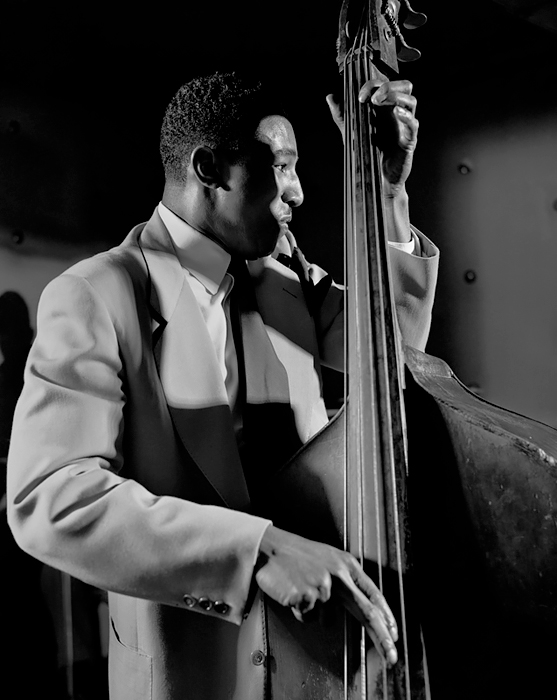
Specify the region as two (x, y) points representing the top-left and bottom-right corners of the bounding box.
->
(326, 93), (343, 130)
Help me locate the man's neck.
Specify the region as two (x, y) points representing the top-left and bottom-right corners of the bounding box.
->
(161, 184), (227, 252)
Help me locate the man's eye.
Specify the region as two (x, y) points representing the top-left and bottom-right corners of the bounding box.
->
(274, 163), (288, 172)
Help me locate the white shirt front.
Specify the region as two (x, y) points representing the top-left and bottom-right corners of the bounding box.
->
(157, 203), (241, 428)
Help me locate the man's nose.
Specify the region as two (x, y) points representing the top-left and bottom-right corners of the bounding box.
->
(283, 176), (304, 208)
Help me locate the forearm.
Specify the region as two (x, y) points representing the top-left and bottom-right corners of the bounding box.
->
(383, 185), (412, 244)
(9, 452), (269, 623)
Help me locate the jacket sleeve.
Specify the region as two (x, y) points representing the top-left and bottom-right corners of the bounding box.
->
(6, 272), (270, 626)
(303, 228), (440, 371)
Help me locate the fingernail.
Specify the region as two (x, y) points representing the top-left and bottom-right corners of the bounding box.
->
(387, 647), (398, 667)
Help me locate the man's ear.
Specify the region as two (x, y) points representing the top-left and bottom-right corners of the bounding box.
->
(190, 146), (223, 189)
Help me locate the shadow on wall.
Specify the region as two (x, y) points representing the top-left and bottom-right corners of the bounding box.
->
(1, 291), (109, 700)
(0, 291), (56, 696)
(0, 291), (33, 460)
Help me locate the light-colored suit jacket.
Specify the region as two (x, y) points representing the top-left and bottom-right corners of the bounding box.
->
(7, 210), (438, 700)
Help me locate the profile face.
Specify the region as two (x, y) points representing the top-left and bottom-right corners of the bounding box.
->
(215, 115), (304, 259)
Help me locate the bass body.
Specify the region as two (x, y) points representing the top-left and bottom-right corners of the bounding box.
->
(262, 346), (557, 699)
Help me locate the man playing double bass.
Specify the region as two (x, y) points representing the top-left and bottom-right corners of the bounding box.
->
(7, 70), (438, 699)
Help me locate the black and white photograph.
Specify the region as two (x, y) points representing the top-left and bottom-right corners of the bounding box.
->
(2, 1), (557, 698)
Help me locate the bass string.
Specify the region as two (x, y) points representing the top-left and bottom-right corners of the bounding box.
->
(343, 45), (368, 697)
(346, 50), (368, 698)
(355, 46), (390, 699)
(345, 42), (386, 698)
(342, 54), (352, 700)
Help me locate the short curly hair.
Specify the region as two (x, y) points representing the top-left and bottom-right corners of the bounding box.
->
(160, 71), (285, 184)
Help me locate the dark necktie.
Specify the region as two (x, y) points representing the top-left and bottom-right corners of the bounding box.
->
(226, 256), (303, 506)
(227, 256), (251, 421)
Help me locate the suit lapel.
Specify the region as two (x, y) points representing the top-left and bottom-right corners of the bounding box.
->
(135, 211), (250, 511)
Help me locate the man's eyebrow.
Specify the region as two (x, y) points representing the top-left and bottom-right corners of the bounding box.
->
(273, 148), (298, 158)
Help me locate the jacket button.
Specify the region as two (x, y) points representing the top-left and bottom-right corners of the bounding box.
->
(183, 595), (197, 608)
(251, 650), (266, 666)
(213, 601), (230, 615)
(197, 597), (213, 611)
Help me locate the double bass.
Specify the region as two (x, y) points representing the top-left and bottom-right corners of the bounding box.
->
(261, 1), (557, 698)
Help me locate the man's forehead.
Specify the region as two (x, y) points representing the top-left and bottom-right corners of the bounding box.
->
(256, 115), (298, 156)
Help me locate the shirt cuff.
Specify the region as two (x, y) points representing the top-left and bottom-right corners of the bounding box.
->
(388, 229), (421, 257)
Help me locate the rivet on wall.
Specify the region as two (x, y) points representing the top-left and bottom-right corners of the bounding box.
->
(12, 230), (25, 245)
(458, 161), (472, 175)
(464, 269), (476, 283)
(7, 119), (21, 135)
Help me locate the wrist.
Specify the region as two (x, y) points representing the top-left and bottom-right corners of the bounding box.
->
(257, 525), (303, 561)
(258, 524), (286, 557)
(383, 185), (411, 244)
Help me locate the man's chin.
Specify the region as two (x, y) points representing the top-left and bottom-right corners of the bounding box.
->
(241, 223), (284, 260)
(253, 230), (283, 259)
(246, 243), (277, 260)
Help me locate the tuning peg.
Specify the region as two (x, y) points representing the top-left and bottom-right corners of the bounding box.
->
(397, 42), (422, 62)
(400, 0), (427, 29)
(383, 3), (422, 62)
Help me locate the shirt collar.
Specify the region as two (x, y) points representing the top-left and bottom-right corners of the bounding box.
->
(158, 202), (231, 295)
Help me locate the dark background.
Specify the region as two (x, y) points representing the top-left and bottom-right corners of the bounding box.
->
(1, 3), (557, 698)
(1, 0), (554, 273)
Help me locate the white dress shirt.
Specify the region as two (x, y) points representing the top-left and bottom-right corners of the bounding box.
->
(158, 203), (241, 429)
